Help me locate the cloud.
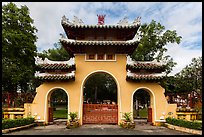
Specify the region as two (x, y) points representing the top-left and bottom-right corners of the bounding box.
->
(165, 43), (202, 75)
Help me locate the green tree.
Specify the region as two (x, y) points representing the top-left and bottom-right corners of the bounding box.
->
(2, 2), (38, 93)
(175, 57), (202, 96)
(131, 20), (182, 75)
(84, 73), (117, 103)
(161, 56), (202, 101)
(37, 42), (70, 61)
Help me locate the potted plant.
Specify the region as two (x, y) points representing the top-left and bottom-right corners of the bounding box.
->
(67, 112), (79, 129)
(120, 112), (135, 129)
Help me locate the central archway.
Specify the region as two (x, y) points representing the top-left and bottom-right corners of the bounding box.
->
(81, 71), (118, 124)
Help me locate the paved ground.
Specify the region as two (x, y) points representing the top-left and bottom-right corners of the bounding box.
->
(3, 120), (194, 135)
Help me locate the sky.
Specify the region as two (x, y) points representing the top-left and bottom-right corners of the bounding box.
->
(2, 2), (202, 76)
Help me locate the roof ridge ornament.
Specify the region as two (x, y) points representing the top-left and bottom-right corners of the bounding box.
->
(34, 56), (75, 66)
(60, 33), (66, 38)
(97, 14), (106, 25)
(117, 16), (129, 25)
(34, 56), (43, 65)
(73, 16), (84, 25)
(61, 15), (72, 25)
(133, 16), (141, 25)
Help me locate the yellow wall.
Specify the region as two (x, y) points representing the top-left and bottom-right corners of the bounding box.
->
(28, 54), (177, 125)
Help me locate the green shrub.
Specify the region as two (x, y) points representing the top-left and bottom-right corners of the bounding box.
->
(122, 112), (132, 122)
(68, 112), (78, 121)
(119, 112), (135, 129)
(166, 117), (202, 130)
(2, 117), (35, 130)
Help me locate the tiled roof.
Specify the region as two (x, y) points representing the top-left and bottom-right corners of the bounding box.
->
(35, 57), (75, 70)
(126, 71), (165, 81)
(60, 39), (139, 56)
(126, 56), (166, 71)
(60, 38), (139, 46)
(35, 71), (75, 81)
(62, 22), (140, 29)
(36, 75), (75, 81)
(36, 63), (75, 70)
(126, 63), (166, 70)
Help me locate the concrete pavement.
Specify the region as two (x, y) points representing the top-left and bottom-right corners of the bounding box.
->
(3, 121), (194, 135)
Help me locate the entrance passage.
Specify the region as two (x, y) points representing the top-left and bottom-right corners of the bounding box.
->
(82, 72), (118, 124)
(133, 89), (152, 123)
(83, 104), (118, 124)
(48, 89), (68, 123)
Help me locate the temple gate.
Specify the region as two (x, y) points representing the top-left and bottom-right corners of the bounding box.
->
(25, 15), (177, 125)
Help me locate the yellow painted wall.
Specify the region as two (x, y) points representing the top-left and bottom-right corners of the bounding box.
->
(27, 54), (177, 125)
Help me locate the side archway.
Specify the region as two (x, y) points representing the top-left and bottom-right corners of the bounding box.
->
(45, 87), (70, 124)
(131, 87), (156, 123)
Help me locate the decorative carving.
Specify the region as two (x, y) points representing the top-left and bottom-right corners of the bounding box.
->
(97, 14), (106, 25)
(61, 15), (72, 25)
(133, 16), (141, 25)
(34, 71), (40, 77)
(35, 56), (75, 66)
(60, 33), (66, 38)
(34, 56), (43, 65)
(117, 17), (128, 25)
(44, 58), (49, 64)
(72, 16), (84, 25)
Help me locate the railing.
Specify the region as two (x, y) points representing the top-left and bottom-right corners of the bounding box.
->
(2, 108), (25, 119)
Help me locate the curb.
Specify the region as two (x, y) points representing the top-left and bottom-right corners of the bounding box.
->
(2, 123), (36, 134)
(164, 123), (202, 135)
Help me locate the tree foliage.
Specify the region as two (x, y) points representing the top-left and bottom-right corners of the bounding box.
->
(2, 2), (38, 93)
(37, 42), (70, 61)
(131, 20), (182, 75)
(161, 57), (202, 97)
(175, 57), (202, 95)
(83, 73), (117, 103)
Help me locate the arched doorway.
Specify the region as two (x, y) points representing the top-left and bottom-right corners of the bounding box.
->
(47, 88), (69, 124)
(82, 72), (118, 124)
(133, 88), (153, 123)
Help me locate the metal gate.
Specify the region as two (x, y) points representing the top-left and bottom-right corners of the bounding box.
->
(83, 104), (118, 124)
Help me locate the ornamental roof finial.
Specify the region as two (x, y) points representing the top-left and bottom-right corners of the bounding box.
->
(73, 16), (84, 25)
(133, 16), (141, 25)
(117, 16), (129, 25)
(97, 14), (106, 25)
